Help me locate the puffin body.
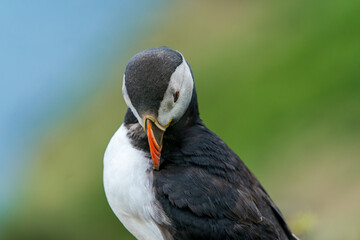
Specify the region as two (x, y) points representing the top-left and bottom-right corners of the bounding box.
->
(104, 47), (298, 240)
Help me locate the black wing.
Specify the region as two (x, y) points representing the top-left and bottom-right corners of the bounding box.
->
(154, 124), (295, 240)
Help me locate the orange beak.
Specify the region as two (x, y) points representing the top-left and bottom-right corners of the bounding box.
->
(146, 119), (165, 170)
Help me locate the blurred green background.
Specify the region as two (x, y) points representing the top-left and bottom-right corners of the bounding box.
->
(2, 0), (360, 239)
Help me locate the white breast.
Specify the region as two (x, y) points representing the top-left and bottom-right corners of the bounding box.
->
(103, 124), (169, 240)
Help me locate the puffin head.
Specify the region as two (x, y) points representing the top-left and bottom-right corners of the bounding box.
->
(122, 47), (194, 170)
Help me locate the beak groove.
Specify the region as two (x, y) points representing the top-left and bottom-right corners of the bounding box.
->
(146, 119), (165, 170)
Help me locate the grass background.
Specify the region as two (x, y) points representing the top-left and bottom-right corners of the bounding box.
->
(2, 0), (360, 239)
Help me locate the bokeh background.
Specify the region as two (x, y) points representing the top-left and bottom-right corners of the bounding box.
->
(1, 0), (360, 239)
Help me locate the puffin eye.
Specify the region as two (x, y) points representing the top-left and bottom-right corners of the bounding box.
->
(173, 91), (179, 103)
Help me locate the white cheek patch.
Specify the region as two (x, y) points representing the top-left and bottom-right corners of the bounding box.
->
(122, 75), (144, 127)
(157, 55), (194, 126)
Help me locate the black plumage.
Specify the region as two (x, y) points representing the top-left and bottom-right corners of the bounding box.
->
(124, 88), (296, 240)
(122, 47), (297, 240)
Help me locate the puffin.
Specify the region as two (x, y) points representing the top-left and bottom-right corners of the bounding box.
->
(103, 47), (298, 240)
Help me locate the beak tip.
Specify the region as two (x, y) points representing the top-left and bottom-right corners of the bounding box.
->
(152, 155), (160, 171)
